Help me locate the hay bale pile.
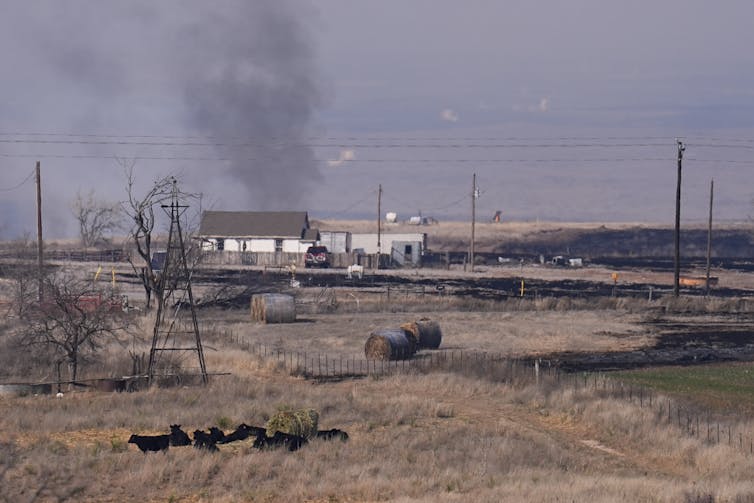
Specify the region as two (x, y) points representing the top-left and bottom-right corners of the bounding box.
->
(400, 318), (442, 349)
(251, 293), (296, 324)
(365, 328), (417, 360)
(265, 408), (319, 439)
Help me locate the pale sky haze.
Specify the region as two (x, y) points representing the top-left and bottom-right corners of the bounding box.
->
(1, 1), (753, 237)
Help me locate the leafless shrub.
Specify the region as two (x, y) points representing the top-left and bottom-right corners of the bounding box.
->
(70, 189), (121, 248)
(18, 273), (131, 383)
(0, 234), (40, 318)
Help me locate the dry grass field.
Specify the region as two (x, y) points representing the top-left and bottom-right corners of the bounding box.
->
(2, 220), (754, 501)
(3, 342), (754, 502)
(208, 309), (651, 359)
(2, 301), (754, 502)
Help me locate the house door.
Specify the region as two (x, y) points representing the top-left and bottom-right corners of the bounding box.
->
(274, 239), (284, 265)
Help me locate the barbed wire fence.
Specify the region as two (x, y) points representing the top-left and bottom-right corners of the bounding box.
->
(221, 325), (754, 457)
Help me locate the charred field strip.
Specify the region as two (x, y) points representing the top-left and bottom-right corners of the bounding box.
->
(592, 256), (754, 273)
(240, 269), (751, 301)
(539, 317), (754, 373)
(120, 264), (753, 312)
(113, 260), (754, 374)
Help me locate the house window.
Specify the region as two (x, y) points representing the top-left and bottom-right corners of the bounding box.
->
(275, 239), (283, 252)
(216, 239), (225, 251)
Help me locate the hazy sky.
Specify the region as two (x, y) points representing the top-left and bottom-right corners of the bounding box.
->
(1, 1), (754, 237)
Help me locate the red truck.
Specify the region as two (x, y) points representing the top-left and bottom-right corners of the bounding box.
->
(305, 246), (331, 268)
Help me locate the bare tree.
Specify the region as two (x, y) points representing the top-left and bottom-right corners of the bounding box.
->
(19, 273), (129, 383)
(0, 233), (38, 317)
(71, 189), (121, 248)
(122, 167), (201, 310)
(122, 167), (171, 310)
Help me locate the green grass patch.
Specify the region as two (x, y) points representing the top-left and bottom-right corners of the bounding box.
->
(614, 363), (754, 414)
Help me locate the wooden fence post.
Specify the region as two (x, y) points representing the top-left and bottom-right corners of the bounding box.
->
(696, 416), (699, 438)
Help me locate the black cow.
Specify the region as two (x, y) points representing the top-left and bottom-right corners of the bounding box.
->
(316, 429), (349, 442)
(169, 424), (192, 447)
(208, 426), (226, 444)
(218, 424), (266, 444)
(193, 430), (219, 452)
(253, 431), (308, 452)
(128, 434), (170, 453)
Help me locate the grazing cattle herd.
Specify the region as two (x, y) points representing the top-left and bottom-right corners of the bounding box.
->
(128, 423), (348, 454)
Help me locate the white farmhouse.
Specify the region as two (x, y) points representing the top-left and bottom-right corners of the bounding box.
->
(198, 211), (319, 253)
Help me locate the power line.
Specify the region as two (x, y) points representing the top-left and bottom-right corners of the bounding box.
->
(364, 186), (474, 214)
(0, 168), (35, 192)
(422, 193), (469, 212)
(315, 188), (378, 220)
(1, 135), (753, 149)
(4, 130), (754, 143)
(2, 152), (751, 164)
(0, 138), (681, 149)
(0, 132), (696, 140)
(0, 152), (675, 162)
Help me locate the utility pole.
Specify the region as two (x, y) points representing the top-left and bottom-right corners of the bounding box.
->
(470, 173), (478, 272)
(673, 139), (685, 297)
(35, 161), (43, 302)
(706, 179), (714, 296)
(377, 184), (382, 268)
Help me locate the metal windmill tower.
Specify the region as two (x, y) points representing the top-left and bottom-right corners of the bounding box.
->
(147, 178), (208, 385)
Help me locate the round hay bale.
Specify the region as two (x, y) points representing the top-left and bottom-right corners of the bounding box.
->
(251, 293), (296, 324)
(365, 328), (416, 360)
(400, 318), (442, 349)
(415, 318), (442, 349)
(399, 322), (421, 347)
(265, 408), (319, 439)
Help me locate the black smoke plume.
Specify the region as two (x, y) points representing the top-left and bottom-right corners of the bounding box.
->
(179, 1), (322, 210)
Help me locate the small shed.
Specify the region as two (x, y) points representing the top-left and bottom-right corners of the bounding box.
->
(319, 231), (351, 253)
(391, 240), (422, 266)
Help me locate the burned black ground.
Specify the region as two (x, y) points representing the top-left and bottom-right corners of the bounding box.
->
(541, 316), (754, 372)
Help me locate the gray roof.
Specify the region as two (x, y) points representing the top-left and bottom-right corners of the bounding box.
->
(302, 228), (320, 241)
(198, 211), (310, 239)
